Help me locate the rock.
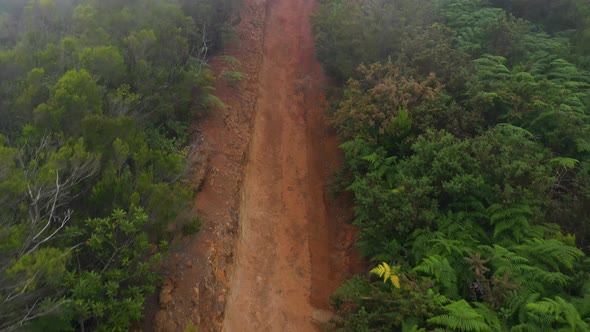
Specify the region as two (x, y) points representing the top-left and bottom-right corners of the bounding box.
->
(159, 280), (175, 306)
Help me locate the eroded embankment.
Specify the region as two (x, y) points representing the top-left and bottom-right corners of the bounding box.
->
(222, 0), (359, 331)
(150, 1), (267, 331)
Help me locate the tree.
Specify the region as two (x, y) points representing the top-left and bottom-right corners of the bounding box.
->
(0, 136), (99, 332)
(33, 69), (103, 135)
(331, 62), (442, 144)
(0, 0), (248, 329)
(79, 46), (125, 86)
(312, 0), (436, 81)
(65, 208), (163, 332)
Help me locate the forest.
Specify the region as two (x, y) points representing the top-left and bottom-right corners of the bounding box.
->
(3, 0), (590, 331)
(312, 0), (590, 330)
(0, 0), (239, 330)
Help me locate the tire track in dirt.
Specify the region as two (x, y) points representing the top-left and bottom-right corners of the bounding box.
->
(222, 0), (360, 331)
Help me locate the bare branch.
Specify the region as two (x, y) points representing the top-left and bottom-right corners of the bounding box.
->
(26, 210), (71, 256)
(32, 171), (60, 242)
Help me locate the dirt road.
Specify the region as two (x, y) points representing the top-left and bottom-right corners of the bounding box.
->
(151, 0), (359, 330)
(222, 0), (356, 331)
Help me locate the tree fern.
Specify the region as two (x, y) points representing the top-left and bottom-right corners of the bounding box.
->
(414, 255), (458, 298)
(473, 55), (511, 81)
(339, 136), (374, 162)
(524, 32), (568, 63)
(457, 26), (484, 54)
(472, 302), (503, 331)
(493, 123), (535, 138)
(439, 211), (489, 243)
(549, 157), (580, 169)
(487, 204), (535, 243)
(571, 293), (590, 324)
(545, 59), (590, 87)
(409, 229), (444, 263)
(429, 238), (473, 263)
(514, 238), (584, 271)
(428, 300), (493, 332)
(510, 323), (551, 332)
(483, 244), (571, 293)
(525, 296), (590, 331)
(409, 214), (480, 265)
(503, 291), (541, 324)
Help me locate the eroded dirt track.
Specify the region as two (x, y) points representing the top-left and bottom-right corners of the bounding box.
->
(150, 0), (359, 330)
(222, 0), (356, 330)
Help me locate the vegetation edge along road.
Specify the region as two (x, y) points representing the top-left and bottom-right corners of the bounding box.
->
(312, 0), (590, 330)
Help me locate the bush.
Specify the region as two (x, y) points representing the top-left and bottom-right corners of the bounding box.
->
(182, 216), (203, 236)
(220, 70), (247, 87)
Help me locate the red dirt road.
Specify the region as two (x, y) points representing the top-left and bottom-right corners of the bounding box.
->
(222, 0), (358, 331)
(150, 0), (360, 330)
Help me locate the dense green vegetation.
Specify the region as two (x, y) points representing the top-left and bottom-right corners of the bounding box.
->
(313, 0), (590, 330)
(0, 0), (239, 330)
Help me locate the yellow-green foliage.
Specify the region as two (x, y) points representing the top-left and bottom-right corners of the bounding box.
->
(370, 262), (401, 289)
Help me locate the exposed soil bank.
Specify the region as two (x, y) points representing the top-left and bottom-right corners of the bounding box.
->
(150, 1), (266, 330)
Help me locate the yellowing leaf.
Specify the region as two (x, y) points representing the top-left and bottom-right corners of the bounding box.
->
(390, 275), (400, 289)
(392, 186), (406, 194)
(371, 262), (402, 289)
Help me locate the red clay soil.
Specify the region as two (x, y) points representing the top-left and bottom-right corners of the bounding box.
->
(222, 0), (361, 330)
(149, 0), (361, 331)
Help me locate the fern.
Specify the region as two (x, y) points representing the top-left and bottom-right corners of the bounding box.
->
(360, 150), (398, 188)
(429, 238), (472, 261)
(402, 317), (427, 332)
(473, 55), (511, 80)
(494, 123), (535, 139)
(370, 262), (401, 289)
(487, 204), (534, 243)
(526, 297), (590, 331)
(428, 300), (493, 332)
(503, 291), (541, 323)
(549, 157), (580, 169)
(200, 93), (225, 110)
(339, 137), (373, 158)
(410, 213), (485, 264)
(510, 322), (549, 332)
(483, 243), (571, 293)
(482, 245), (528, 275)
(439, 211), (488, 243)
(220, 70), (247, 86)
(369, 239), (401, 263)
(514, 238), (584, 271)
(410, 229), (443, 263)
(472, 302), (503, 331)
(362, 152), (379, 165)
(219, 55), (241, 67)
(487, 204), (532, 225)
(414, 255), (458, 298)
